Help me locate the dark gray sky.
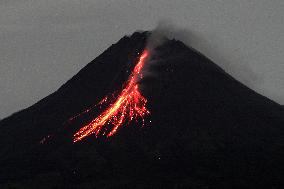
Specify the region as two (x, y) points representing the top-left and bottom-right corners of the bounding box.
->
(0, 0), (283, 118)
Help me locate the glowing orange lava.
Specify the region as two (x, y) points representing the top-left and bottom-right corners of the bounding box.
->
(73, 50), (150, 142)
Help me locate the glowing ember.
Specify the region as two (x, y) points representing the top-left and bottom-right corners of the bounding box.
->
(73, 50), (150, 142)
(40, 134), (53, 144)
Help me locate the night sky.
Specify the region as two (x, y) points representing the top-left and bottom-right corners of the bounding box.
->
(0, 0), (283, 118)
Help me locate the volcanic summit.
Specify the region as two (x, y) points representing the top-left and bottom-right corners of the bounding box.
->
(0, 31), (283, 188)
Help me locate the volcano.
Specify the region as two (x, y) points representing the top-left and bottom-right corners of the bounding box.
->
(0, 32), (283, 188)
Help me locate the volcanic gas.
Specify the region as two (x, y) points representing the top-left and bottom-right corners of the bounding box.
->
(72, 50), (150, 142)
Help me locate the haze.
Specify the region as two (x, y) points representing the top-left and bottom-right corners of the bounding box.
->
(0, 0), (283, 119)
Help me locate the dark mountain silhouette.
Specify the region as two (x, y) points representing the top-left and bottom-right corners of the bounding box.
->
(0, 32), (283, 188)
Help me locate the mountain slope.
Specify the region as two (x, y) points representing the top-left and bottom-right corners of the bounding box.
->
(0, 31), (283, 188)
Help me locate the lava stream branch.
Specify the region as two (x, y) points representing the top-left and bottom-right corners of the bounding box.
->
(73, 50), (150, 142)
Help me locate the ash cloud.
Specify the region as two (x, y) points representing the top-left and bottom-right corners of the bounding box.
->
(142, 22), (174, 73)
(144, 20), (263, 98)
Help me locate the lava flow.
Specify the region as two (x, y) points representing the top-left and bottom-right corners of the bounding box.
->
(73, 50), (150, 142)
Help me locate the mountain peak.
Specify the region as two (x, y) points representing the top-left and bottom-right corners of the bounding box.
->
(0, 31), (283, 188)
